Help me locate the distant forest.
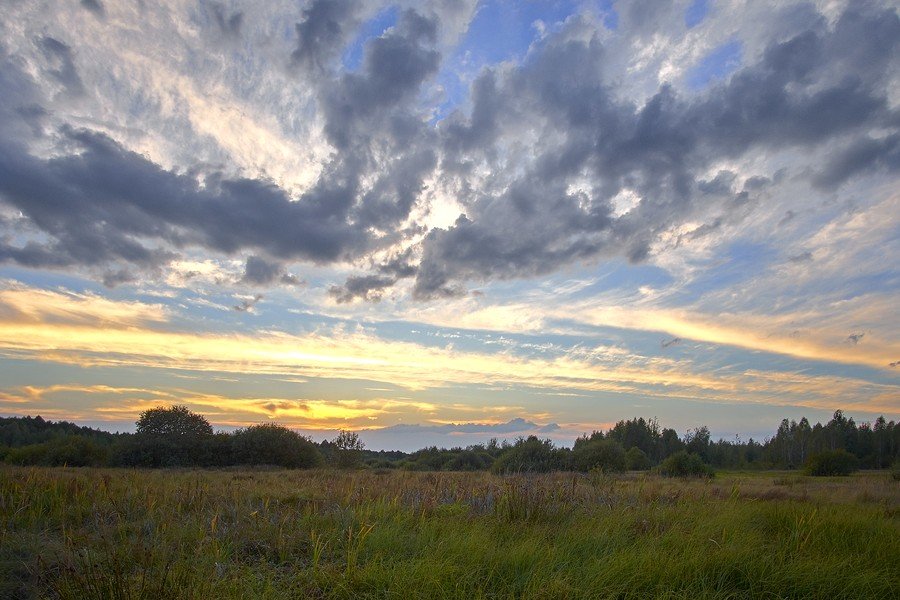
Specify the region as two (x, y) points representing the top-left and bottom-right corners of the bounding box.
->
(1, 408), (898, 474)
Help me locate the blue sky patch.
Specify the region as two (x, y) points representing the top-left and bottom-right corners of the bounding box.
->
(685, 0), (709, 29)
(686, 39), (742, 89)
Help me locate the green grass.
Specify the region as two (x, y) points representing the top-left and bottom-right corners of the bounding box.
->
(1, 468), (897, 598)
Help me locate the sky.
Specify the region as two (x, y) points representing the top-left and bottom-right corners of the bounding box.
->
(0, 0), (897, 451)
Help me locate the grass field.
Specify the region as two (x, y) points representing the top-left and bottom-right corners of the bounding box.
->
(1, 467), (898, 599)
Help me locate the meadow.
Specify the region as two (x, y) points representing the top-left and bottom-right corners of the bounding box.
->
(1, 467), (898, 599)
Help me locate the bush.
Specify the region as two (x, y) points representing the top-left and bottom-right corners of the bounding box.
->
(658, 451), (713, 478)
(232, 424), (323, 468)
(4, 436), (108, 467)
(332, 430), (365, 469)
(444, 450), (493, 471)
(572, 439), (626, 473)
(110, 434), (210, 467)
(492, 436), (566, 474)
(625, 446), (652, 471)
(805, 449), (859, 476)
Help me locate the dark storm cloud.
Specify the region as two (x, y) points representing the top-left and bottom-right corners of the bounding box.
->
(210, 3), (243, 39)
(0, 129), (367, 268)
(411, 2), (900, 298)
(812, 133), (900, 189)
(101, 269), (137, 288)
(0, 1), (897, 299)
(291, 0), (362, 71)
(39, 37), (84, 97)
(321, 9), (440, 150)
(788, 252), (813, 263)
(329, 248), (418, 303)
(329, 274), (396, 303)
(0, 7), (443, 279)
(80, 0), (105, 18)
(241, 256), (303, 286)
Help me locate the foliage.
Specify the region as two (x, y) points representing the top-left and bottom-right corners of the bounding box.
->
(3, 407), (900, 473)
(231, 424), (323, 468)
(332, 430), (365, 469)
(492, 436), (567, 473)
(625, 446), (652, 470)
(136, 405), (213, 437)
(3, 436), (108, 467)
(658, 451), (714, 478)
(805, 449), (859, 476)
(571, 438), (626, 472)
(0, 415), (117, 447)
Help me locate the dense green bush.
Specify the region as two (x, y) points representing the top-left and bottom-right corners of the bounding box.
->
(492, 436), (566, 473)
(805, 449), (859, 476)
(231, 424), (323, 468)
(625, 446), (652, 470)
(658, 451), (713, 478)
(4, 436), (108, 467)
(572, 439), (626, 473)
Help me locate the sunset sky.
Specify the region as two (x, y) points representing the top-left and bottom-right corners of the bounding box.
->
(0, 0), (897, 450)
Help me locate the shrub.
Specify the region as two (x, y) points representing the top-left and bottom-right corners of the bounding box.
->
(4, 436), (108, 467)
(805, 449), (859, 476)
(444, 450), (493, 471)
(110, 433), (210, 467)
(332, 430), (365, 469)
(572, 439), (626, 473)
(232, 424), (323, 468)
(658, 451), (713, 478)
(625, 446), (652, 471)
(492, 436), (566, 474)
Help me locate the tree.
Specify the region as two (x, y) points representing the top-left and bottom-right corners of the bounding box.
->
(684, 426), (711, 461)
(136, 405), (212, 437)
(333, 430), (364, 469)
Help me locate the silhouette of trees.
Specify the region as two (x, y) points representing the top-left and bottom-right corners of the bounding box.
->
(232, 424), (323, 468)
(571, 437), (626, 472)
(332, 430), (365, 469)
(136, 405), (213, 437)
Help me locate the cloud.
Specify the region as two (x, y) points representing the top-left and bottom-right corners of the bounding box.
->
(241, 256), (302, 287)
(79, 0), (104, 18)
(410, 3), (899, 298)
(39, 37), (85, 97)
(377, 417), (557, 436)
(0, 2), (896, 301)
(209, 3), (243, 39)
(847, 332), (865, 345)
(661, 337), (682, 348)
(233, 294), (263, 313)
(291, 0), (364, 72)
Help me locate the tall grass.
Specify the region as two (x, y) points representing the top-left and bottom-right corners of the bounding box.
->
(1, 467), (897, 598)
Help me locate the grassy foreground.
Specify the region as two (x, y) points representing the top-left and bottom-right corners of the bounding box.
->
(1, 468), (898, 599)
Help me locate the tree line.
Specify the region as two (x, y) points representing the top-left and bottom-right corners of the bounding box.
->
(1, 408), (898, 475)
